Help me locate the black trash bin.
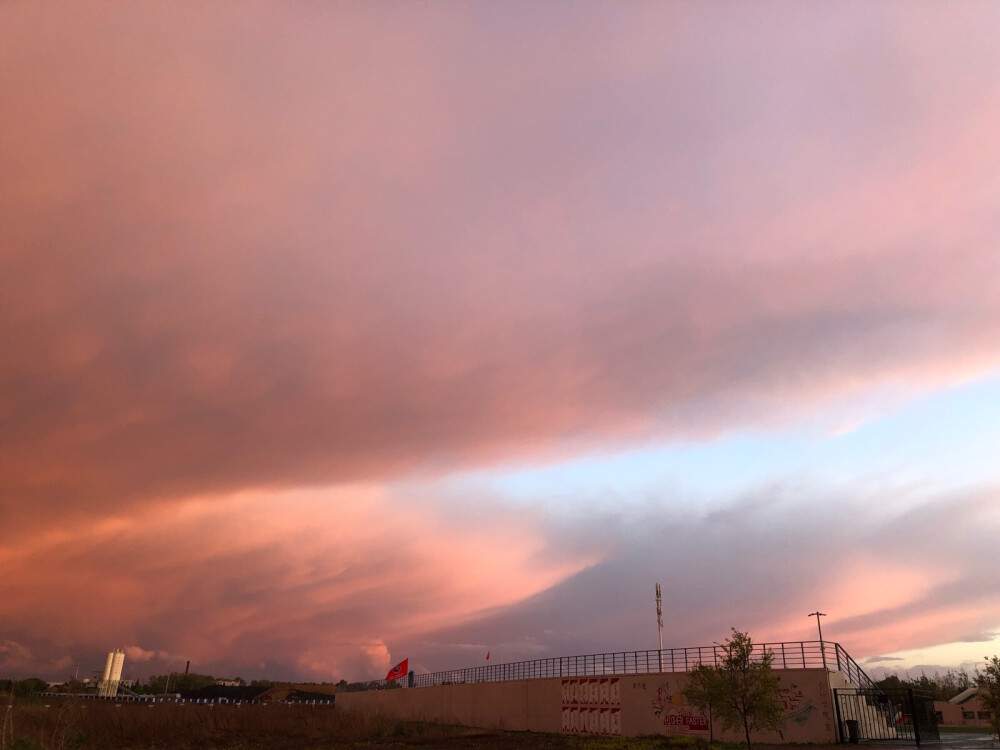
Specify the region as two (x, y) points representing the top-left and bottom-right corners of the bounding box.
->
(845, 719), (860, 744)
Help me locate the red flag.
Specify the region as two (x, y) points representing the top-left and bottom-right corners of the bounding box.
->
(486, 651), (490, 660)
(385, 659), (408, 681)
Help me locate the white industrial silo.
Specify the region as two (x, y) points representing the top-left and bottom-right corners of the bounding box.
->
(100, 651), (114, 684)
(98, 651), (114, 696)
(111, 649), (124, 682)
(97, 649), (126, 697)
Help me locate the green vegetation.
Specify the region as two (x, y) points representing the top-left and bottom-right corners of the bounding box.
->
(874, 665), (983, 700)
(0, 682), (49, 699)
(336, 680), (401, 693)
(682, 629), (783, 750)
(981, 655), (1000, 741)
(137, 673), (219, 694)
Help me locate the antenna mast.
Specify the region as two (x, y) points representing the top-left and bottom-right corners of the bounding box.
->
(655, 582), (663, 671)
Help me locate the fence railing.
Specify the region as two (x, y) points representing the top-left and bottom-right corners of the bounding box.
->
(831, 643), (880, 692)
(833, 687), (939, 745)
(346, 640), (876, 691)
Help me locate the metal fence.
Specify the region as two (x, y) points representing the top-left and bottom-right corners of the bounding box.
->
(347, 640), (876, 692)
(37, 692), (334, 706)
(834, 688), (939, 745)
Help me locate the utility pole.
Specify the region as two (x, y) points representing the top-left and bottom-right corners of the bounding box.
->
(808, 611), (827, 668)
(655, 582), (664, 672)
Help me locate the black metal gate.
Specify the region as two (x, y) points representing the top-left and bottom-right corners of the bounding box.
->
(834, 688), (939, 744)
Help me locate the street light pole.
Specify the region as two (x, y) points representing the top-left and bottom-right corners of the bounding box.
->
(808, 611), (827, 668)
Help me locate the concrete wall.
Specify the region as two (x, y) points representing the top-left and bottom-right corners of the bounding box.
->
(337, 679), (561, 732)
(337, 668), (839, 742)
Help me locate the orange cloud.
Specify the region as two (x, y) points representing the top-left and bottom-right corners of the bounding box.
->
(0, 485), (595, 680)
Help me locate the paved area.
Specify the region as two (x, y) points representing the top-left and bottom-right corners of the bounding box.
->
(861, 734), (1000, 750)
(930, 734), (1000, 749)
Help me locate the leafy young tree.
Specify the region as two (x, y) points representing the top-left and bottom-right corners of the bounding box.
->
(981, 655), (1000, 742)
(684, 662), (724, 743)
(682, 628), (784, 750)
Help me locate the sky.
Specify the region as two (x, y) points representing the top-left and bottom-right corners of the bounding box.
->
(1, 2), (999, 686)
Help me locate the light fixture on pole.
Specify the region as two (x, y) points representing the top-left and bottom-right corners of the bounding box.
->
(808, 611), (827, 668)
(655, 582), (664, 672)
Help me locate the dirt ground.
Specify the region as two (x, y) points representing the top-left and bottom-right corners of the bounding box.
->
(4, 699), (994, 750)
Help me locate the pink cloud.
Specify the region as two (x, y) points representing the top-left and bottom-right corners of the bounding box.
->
(1, 2), (999, 679)
(0, 486), (594, 680)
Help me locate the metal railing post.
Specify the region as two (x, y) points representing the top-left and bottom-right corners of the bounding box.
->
(832, 689), (844, 744)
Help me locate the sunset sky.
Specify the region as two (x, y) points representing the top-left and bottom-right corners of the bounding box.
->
(2, 2), (998, 685)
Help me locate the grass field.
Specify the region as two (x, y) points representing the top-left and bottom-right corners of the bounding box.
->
(0, 697), (832, 750)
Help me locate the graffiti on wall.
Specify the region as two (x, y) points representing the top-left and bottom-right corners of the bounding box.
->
(650, 679), (710, 734)
(561, 678), (621, 736)
(776, 681), (830, 739)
